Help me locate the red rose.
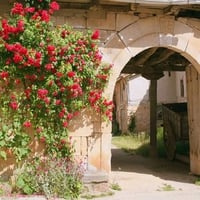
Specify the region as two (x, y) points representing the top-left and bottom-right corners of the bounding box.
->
(17, 19), (24, 32)
(67, 113), (73, 120)
(67, 71), (75, 78)
(45, 63), (53, 71)
(0, 71), (9, 79)
(44, 97), (50, 104)
(60, 138), (66, 144)
(37, 89), (48, 99)
(24, 7), (35, 13)
(56, 72), (63, 78)
(13, 53), (23, 63)
(40, 136), (46, 143)
(11, 3), (25, 16)
(23, 121), (32, 128)
(50, 1), (60, 11)
(9, 101), (18, 110)
(40, 10), (50, 22)
(55, 99), (61, 105)
(62, 121), (68, 128)
(15, 79), (21, 84)
(47, 45), (55, 52)
(91, 30), (99, 40)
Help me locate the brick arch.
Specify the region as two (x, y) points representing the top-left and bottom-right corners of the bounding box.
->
(102, 16), (200, 98)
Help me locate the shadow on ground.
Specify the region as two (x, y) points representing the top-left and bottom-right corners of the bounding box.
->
(111, 147), (196, 184)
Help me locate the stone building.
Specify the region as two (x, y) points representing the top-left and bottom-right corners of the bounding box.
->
(1, 0), (200, 182)
(114, 70), (187, 134)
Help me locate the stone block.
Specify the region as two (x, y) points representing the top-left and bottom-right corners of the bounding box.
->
(159, 33), (178, 47)
(116, 13), (138, 31)
(184, 34), (200, 69)
(169, 21), (193, 52)
(128, 33), (160, 55)
(55, 16), (66, 25)
(87, 133), (101, 170)
(82, 170), (110, 197)
(65, 16), (86, 28)
(185, 18), (200, 31)
(119, 22), (142, 46)
(100, 133), (112, 172)
(99, 30), (116, 45)
(53, 9), (86, 28)
(104, 33), (125, 49)
(139, 17), (160, 35)
(159, 16), (175, 34)
(87, 13), (115, 30)
(87, 10), (106, 19)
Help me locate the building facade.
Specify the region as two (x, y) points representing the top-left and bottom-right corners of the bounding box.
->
(1, 0), (200, 179)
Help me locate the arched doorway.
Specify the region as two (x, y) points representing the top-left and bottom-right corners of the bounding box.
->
(101, 16), (200, 175)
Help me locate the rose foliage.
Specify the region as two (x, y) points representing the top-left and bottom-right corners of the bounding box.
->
(0, 0), (113, 162)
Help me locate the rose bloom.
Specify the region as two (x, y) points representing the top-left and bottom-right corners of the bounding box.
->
(91, 30), (99, 40)
(13, 53), (23, 63)
(40, 10), (50, 22)
(50, 1), (60, 11)
(23, 121), (32, 128)
(15, 79), (21, 84)
(40, 136), (46, 143)
(9, 101), (18, 110)
(67, 71), (75, 78)
(47, 45), (55, 52)
(62, 121), (68, 128)
(17, 19), (24, 32)
(25, 7), (35, 13)
(56, 72), (63, 78)
(11, 3), (25, 16)
(55, 99), (61, 105)
(37, 89), (48, 99)
(60, 139), (66, 145)
(45, 63), (53, 71)
(0, 71), (9, 79)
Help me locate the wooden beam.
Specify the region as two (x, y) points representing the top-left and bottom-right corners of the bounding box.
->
(144, 48), (175, 67)
(132, 47), (157, 67)
(149, 79), (157, 157)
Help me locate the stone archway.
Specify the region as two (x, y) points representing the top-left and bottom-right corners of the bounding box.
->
(101, 16), (200, 175)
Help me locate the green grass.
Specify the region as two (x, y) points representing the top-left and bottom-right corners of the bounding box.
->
(112, 127), (190, 158)
(110, 182), (121, 191)
(81, 191), (114, 199)
(112, 128), (166, 157)
(157, 183), (175, 191)
(194, 178), (200, 186)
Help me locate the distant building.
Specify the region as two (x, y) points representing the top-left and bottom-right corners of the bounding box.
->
(114, 71), (187, 134)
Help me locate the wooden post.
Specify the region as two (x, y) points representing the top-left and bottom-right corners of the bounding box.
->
(149, 79), (157, 157)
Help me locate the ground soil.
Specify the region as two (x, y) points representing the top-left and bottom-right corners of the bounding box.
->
(95, 145), (200, 200)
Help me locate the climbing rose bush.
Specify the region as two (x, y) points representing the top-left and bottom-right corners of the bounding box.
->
(0, 0), (113, 161)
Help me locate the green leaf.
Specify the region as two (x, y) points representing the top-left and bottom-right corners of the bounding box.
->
(16, 176), (25, 188)
(23, 185), (34, 195)
(0, 141), (6, 147)
(0, 150), (7, 160)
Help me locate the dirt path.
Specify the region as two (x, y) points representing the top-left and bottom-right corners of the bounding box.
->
(96, 145), (200, 200)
